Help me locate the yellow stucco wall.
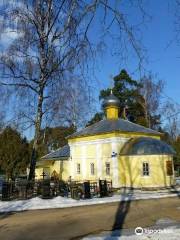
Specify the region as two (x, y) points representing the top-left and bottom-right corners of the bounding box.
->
(119, 155), (175, 188)
(35, 153), (175, 188)
(68, 132), (175, 187)
(35, 167), (44, 179)
(69, 132), (158, 180)
(86, 145), (96, 158)
(50, 160), (70, 181)
(68, 141), (112, 182)
(34, 130), (175, 188)
(35, 160), (70, 181)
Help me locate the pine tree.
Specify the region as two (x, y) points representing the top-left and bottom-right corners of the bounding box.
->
(33, 125), (76, 158)
(88, 69), (147, 126)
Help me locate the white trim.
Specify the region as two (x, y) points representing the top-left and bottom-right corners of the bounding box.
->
(96, 144), (102, 178)
(70, 137), (129, 146)
(70, 146), (75, 178)
(111, 141), (119, 188)
(70, 156), (112, 160)
(81, 145), (87, 179)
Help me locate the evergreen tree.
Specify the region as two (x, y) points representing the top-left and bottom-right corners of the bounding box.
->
(0, 127), (30, 179)
(88, 69), (147, 126)
(34, 125), (76, 158)
(86, 113), (104, 127)
(101, 69), (145, 123)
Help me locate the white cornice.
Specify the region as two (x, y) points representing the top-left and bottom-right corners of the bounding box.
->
(69, 137), (130, 147)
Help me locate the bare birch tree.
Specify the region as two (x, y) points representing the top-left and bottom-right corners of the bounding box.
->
(52, 77), (92, 127)
(0, 0), (147, 180)
(162, 101), (180, 141)
(139, 73), (164, 129)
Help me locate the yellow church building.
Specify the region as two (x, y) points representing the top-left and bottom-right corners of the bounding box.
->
(35, 93), (175, 189)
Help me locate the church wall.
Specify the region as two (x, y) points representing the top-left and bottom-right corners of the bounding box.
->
(35, 167), (44, 179)
(119, 155), (175, 188)
(49, 160), (70, 181)
(35, 160), (70, 181)
(68, 135), (130, 186)
(70, 143), (97, 181)
(34, 132), (172, 190)
(68, 132), (162, 186)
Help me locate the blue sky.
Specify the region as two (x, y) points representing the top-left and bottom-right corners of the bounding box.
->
(93, 0), (180, 110)
(1, 1), (180, 139)
(1, 1), (179, 106)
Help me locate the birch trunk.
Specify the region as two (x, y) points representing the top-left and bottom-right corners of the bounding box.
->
(28, 91), (43, 180)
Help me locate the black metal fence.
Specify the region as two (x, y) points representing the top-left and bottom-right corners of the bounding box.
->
(0, 179), (113, 201)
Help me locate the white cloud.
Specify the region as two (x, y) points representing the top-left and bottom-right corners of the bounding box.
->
(0, 0), (25, 9)
(0, 27), (23, 48)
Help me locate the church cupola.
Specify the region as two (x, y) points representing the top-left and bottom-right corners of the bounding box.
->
(102, 91), (120, 119)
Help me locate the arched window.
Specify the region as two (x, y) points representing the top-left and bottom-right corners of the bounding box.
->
(106, 162), (110, 176)
(142, 162), (149, 176)
(77, 163), (80, 174)
(90, 163), (95, 175)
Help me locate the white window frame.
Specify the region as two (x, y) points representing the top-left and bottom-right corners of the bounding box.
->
(142, 162), (150, 176)
(77, 163), (80, 174)
(90, 163), (95, 175)
(106, 162), (110, 176)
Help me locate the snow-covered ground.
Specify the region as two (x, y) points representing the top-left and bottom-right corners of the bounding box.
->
(83, 218), (180, 240)
(82, 228), (180, 240)
(0, 188), (179, 213)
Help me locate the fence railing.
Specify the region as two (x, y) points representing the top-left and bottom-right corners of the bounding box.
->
(0, 179), (113, 201)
